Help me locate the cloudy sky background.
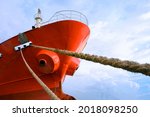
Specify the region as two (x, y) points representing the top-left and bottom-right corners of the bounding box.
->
(0, 0), (150, 99)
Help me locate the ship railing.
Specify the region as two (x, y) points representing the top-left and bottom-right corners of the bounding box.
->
(41, 10), (88, 26)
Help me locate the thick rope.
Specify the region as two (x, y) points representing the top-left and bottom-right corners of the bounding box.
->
(32, 45), (150, 76)
(20, 50), (60, 100)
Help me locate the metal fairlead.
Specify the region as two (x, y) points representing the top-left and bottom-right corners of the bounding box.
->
(14, 33), (32, 51)
(14, 41), (32, 51)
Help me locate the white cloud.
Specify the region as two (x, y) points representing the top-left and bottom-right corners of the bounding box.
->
(64, 8), (150, 99)
(87, 20), (135, 60)
(139, 11), (150, 20)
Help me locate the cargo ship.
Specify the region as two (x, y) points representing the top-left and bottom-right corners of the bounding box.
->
(0, 9), (90, 100)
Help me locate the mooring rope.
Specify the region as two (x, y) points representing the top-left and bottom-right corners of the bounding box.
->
(20, 50), (60, 100)
(32, 44), (150, 76)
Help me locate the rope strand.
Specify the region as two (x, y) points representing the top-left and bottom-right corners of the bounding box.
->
(32, 44), (150, 76)
(20, 50), (60, 100)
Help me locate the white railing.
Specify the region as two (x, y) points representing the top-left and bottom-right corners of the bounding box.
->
(42, 10), (88, 25)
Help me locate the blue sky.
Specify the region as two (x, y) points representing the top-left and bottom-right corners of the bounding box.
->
(1, 0), (150, 100)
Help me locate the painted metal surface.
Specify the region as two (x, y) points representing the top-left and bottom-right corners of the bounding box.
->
(0, 20), (90, 99)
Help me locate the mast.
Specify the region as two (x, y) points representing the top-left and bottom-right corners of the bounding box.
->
(34, 8), (42, 28)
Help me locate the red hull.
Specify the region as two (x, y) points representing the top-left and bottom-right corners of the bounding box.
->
(0, 20), (90, 99)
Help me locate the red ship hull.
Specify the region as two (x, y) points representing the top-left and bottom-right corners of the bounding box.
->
(0, 20), (90, 99)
